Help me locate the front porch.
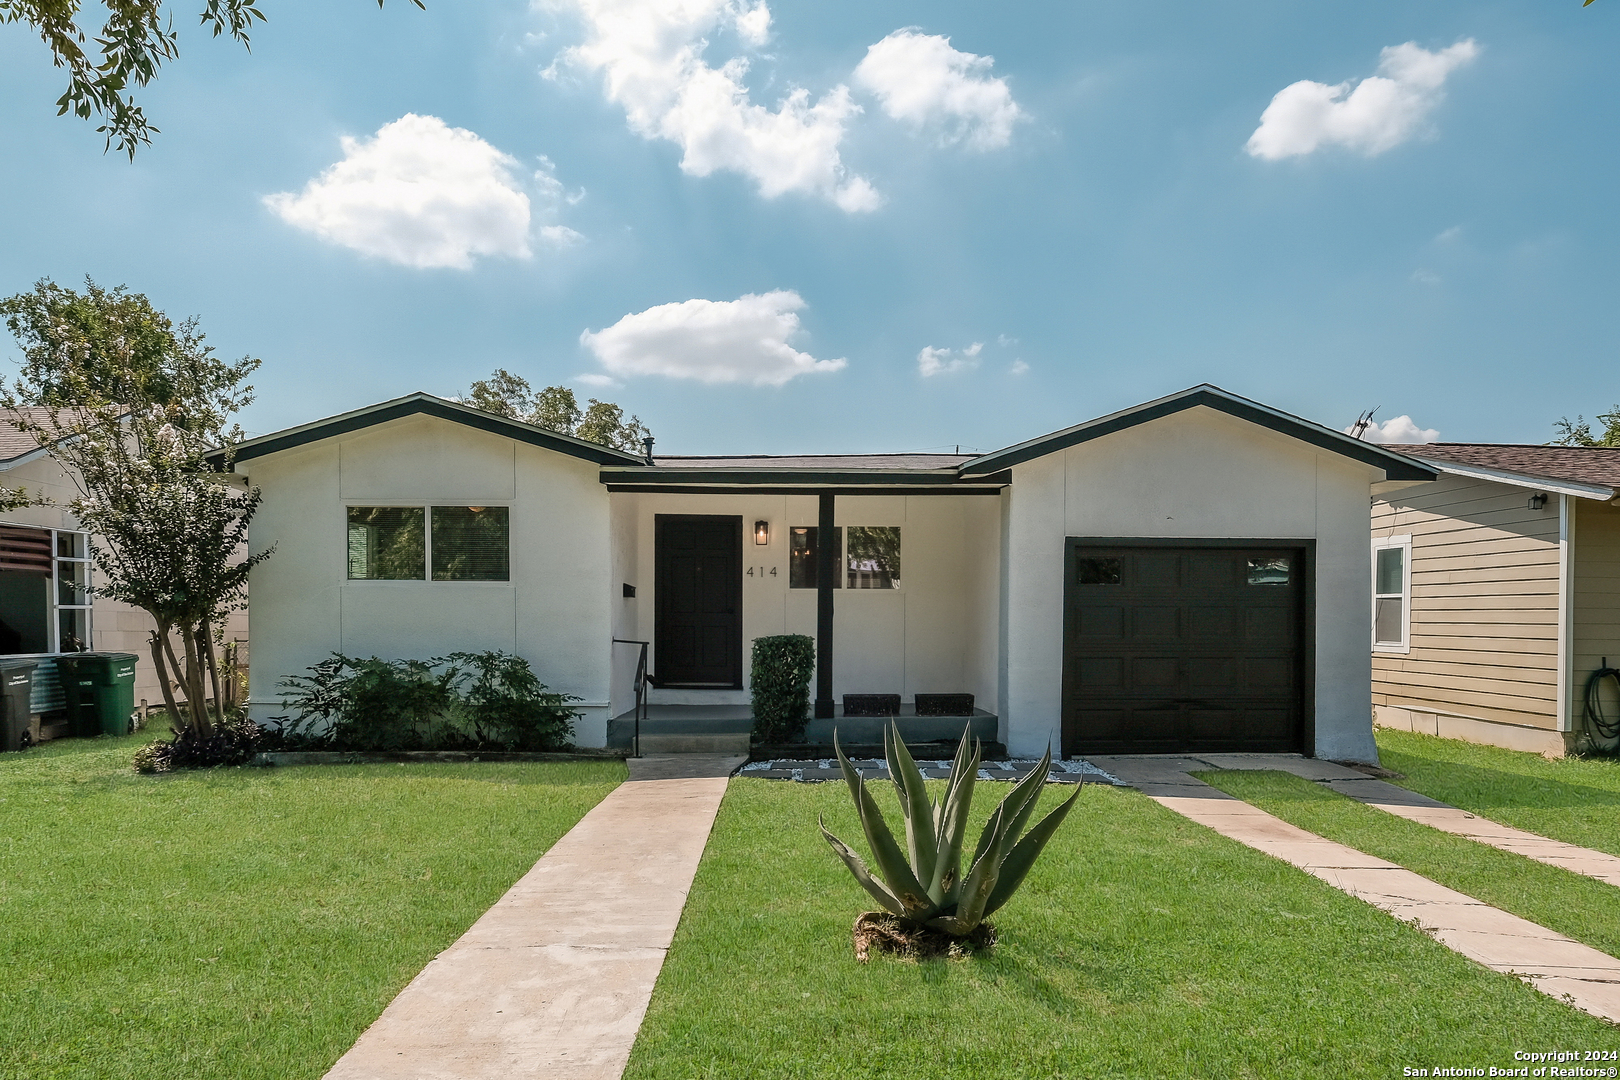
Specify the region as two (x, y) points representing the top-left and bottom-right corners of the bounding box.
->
(606, 702), (1001, 757)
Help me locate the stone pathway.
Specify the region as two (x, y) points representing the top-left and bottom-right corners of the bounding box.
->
(739, 757), (1123, 784)
(322, 754), (745, 1080)
(1090, 755), (1620, 1026)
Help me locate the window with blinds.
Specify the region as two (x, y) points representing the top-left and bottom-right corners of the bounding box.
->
(346, 506), (509, 582)
(431, 507), (510, 581)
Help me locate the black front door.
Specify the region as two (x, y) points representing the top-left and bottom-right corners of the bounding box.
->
(655, 515), (743, 687)
(1062, 542), (1307, 756)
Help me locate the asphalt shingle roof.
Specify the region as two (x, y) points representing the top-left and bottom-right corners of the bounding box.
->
(1400, 443), (1620, 489)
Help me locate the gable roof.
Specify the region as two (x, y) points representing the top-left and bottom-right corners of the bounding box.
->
(957, 383), (1439, 481)
(218, 392), (649, 467)
(1396, 443), (1620, 500)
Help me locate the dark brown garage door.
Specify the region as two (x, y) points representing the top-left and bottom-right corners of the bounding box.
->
(1062, 542), (1308, 756)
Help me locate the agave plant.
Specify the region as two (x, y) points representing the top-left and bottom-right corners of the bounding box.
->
(819, 723), (1081, 936)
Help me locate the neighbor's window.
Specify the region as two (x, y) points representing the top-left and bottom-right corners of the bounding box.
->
(348, 507), (425, 580)
(1372, 536), (1411, 651)
(432, 506), (510, 582)
(55, 530), (92, 652)
(846, 526), (900, 589)
(789, 527), (841, 589)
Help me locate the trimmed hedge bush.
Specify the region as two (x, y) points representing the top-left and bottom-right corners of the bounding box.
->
(750, 634), (815, 742)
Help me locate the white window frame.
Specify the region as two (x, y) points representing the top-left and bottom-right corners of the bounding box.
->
(0, 521), (93, 654)
(344, 504), (513, 584)
(1371, 533), (1412, 654)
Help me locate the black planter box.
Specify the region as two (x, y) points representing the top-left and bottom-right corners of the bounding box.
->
(842, 694), (901, 717)
(915, 693), (975, 717)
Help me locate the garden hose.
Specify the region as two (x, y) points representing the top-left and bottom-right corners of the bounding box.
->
(1582, 659), (1620, 754)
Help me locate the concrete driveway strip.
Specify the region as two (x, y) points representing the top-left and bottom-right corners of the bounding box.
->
(1091, 756), (1620, 1026)
(1187, 753), (1620, 891)
(323, 754), (745, 1080)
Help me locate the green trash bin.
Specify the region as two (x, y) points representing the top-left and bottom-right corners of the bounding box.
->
(55, 653), (138, 737)
(0, 658), (38, 752)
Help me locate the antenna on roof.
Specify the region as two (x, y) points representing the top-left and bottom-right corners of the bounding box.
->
(1350, 407), (1380, 441)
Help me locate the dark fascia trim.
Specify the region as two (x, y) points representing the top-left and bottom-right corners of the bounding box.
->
(600, 467), (1010, 487)
(210, 393), (648, 468)
(959, 384), (1440, 482)
(605, 483), (1006, 496)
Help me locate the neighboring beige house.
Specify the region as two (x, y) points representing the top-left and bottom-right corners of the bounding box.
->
(226, 384), (1438, 763)
(1371, 444), (1620, 756)
(0, 410), (247, 724)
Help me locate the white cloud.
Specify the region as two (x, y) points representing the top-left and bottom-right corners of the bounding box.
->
(265, 114), (545, 269)
(854, 30), (1022, 150)
(1346, 415), (1439, 444)
(1246, 39), (1479, 160)
(541, 224), (586, 246)
(917, 341), (982, 377)
(1009, 359), (1029, 375)
(580, 290), (846, 385)
(553, 0), (877, 210)
(573, 372), (621, 387)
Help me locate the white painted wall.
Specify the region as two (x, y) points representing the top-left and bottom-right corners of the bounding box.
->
(613, 491), (1001, 712)
(242, 414), (613, 744)
(1000, 405), (1382, 761)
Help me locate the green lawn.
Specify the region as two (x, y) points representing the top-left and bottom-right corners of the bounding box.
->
(1377, 727), (1620, 856)
(1199, 767), (1620, 962)
(624, 778), (1613, 1080)
(0, 732), (624, 1080)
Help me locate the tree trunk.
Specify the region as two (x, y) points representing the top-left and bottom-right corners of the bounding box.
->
(148, 627), (183, 734)
(200, 617), (224, 727)
(179, 623), (208, 737)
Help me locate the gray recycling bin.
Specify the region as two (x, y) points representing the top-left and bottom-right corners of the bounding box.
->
(0, 658), (39, 752)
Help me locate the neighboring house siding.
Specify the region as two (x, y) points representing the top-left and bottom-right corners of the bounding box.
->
(1372, 474), (1561, 747)
(1572, 499), (1620, 735)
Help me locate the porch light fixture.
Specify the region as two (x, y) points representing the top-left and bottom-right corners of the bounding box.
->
(1529, 493), (1548, 511)
(754, 520), (770, 545)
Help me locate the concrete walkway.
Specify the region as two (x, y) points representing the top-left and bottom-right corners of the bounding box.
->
(1182, 753), (1620, 890)
(323, 754), (745, 1080)
(1090, 755), (1620, 1025)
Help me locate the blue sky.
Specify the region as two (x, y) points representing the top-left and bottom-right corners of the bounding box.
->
(1, 1), (1615, 453)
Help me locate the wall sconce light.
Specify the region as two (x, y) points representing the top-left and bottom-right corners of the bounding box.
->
(754, 520), (770, 545)
(1529, 493), (1548, 511)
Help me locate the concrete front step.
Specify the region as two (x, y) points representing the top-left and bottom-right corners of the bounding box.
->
(634, 732), (751, 755)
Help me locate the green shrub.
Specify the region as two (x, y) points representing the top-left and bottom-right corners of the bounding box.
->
(750, 634), (815, 742)
(271, 652), (578, 753)
(449, 651), (577, 751)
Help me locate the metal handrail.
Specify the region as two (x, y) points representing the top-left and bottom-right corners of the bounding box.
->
(612, 639), (649, 758)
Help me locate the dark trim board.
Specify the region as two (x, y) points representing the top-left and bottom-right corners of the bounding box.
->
(214, 393), (646, 467)
(960, 385), (1439, 482)
(604, 483), (1006, 496)
(653, 514), (744, 689)
(1060, 536), (1316, 758)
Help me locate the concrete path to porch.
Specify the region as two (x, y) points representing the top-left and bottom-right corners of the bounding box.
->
(322, 753), (745, 1080)
(1090, 755), (1620, 1025)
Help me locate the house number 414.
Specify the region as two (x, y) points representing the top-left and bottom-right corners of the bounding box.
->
(745, 567), (777, 577)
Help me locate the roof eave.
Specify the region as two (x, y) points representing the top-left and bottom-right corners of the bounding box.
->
(211, 393), (648, 468)
(957, 384), (1440, 482)
(1404, 456), (1616, 501)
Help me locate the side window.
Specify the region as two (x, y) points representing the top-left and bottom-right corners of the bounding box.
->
(432, 506), (510, 582)
(348, 507), (425, 580)
(846, 526), (900, 589)
(789, 527), (841, 589)
(1372, 536), (1411, 651)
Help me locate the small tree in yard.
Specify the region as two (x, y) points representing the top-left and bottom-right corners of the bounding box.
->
(0, 277), (271, 741)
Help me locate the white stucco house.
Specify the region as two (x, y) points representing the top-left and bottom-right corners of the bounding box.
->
(223, 384), (1438, 762)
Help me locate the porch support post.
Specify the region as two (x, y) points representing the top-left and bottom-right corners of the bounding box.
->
(814, 491), (836, 719)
